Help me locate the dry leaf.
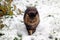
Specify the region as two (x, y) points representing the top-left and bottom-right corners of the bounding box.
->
(0, 24), (4, 29)
(9, 10), (13, 16)
(13, 5), (16, 11)
(0, 5), (7, 17)
(17, 8), (22, 15)
(5, 0), (13, 3)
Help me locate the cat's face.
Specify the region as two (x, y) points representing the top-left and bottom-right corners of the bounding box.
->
(25, 7), (38, 20)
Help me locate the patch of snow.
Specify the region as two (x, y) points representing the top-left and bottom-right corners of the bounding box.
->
(0, 0), (60, 40)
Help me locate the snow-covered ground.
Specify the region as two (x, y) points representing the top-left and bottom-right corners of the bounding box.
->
(0, 0), (60, 40)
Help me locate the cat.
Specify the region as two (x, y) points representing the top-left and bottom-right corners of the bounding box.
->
(24, 7), (40, 35)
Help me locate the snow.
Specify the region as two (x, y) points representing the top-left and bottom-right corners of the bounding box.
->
(0, 0), (60, 40)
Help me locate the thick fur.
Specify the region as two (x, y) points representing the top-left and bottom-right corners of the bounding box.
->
(24, 7), (40, 35)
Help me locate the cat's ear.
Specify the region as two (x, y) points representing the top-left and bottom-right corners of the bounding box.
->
(25, 6), (30, 14)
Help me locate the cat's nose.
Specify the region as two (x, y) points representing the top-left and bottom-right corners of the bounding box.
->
(29, 13), (35, 16)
